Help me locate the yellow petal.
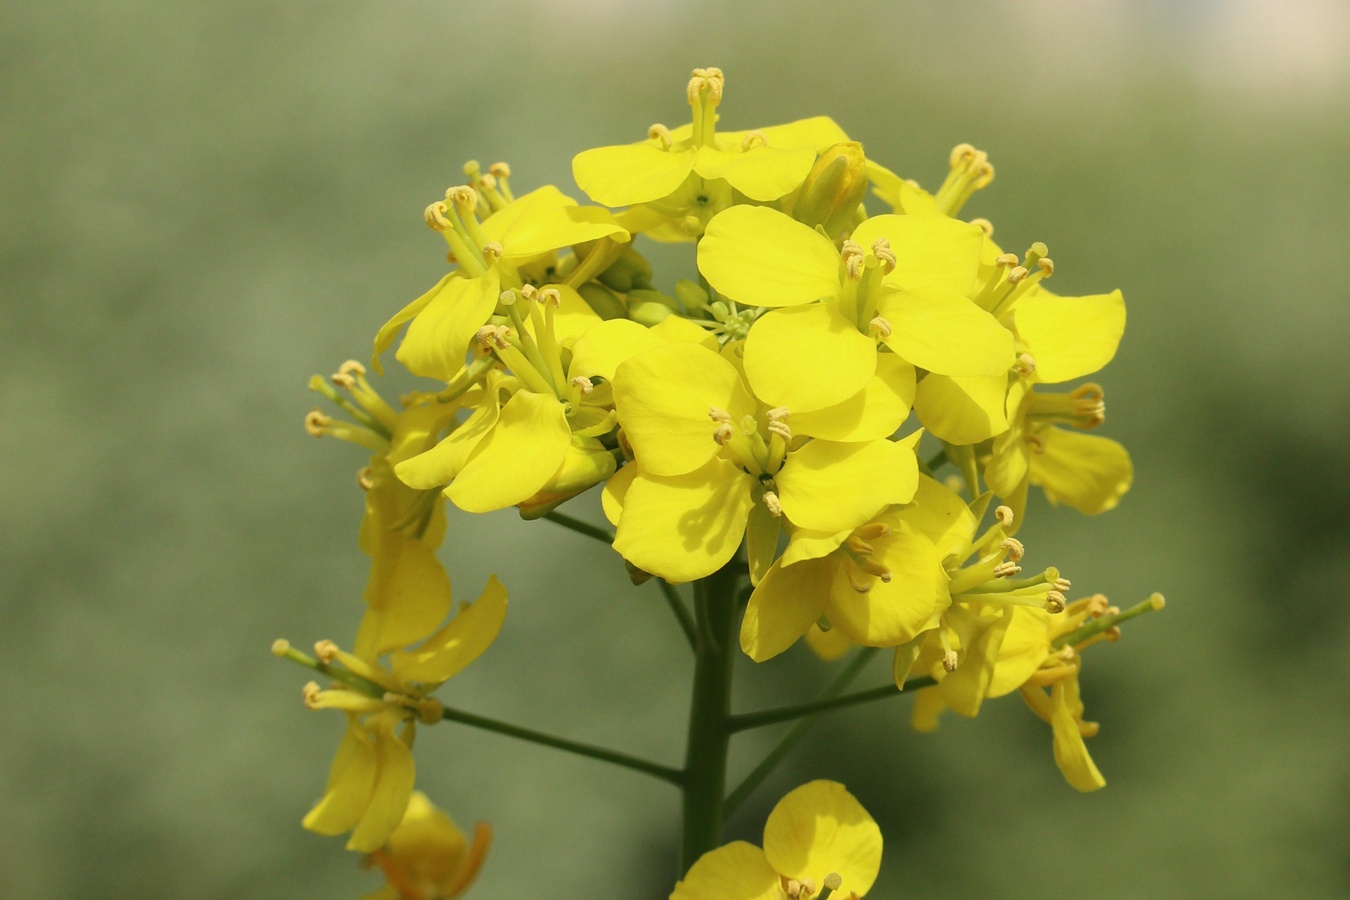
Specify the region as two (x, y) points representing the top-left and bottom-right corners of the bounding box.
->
(776, 439), (917, 534)
(910, 685), (946, 732)
(826, 520), (942, 646)
(898, 475), (976, 559)
(395, 396), (501, 491)
(651, 314), (720, 348)
(670, 841), (781, 900)
(745, 499), (781, 588)
(373, 274), (450, 374)
(396, 270), (502, 381)
(852, 214), (984, 293)
(781, 525), (853, 568)
(613, 342), (755, 477)
(348, 716), (417, 853)
(939, 606), (1012, 718)
(483, 185), (629, 260)
(791, 354), (915, 442)
(543, 284), (604, 348)
(694, 145), (817, 201)
(601, 462), (636, 527)
(613, 462), (755, 583)
(572, 144), (698, 207)
(983, 380), (1032, 497)
(762, 780), (882, 898)
(866, 160), (943, 216)
(741, 556), (835, 662)
(391, 575), (508, 686)
(986, 608), (1052, 698)
(730, 116), (851, 151)
(1029, 427), (1133, 515)
(1050, 681), (1106, 791)
(743, 303), (877, 413)
(356, 534), (453, 659)
(806, 622), (855, 662)
(302, 719), (377, 836)
(912, 373), (1010, 445)
(445, 391), (571, 513)
(879, 286), (1013, 376)
(698, 206), (842, 308)
(569, 318), (668, 381)
(1013, 288), (1125, 384)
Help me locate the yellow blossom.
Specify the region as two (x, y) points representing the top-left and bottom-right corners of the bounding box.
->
(363, 791), (490, 900)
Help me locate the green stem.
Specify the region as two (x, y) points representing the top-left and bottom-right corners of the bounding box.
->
(438, 704), (684, 785)
(658, 580), (698, 650)
(679, 560), (739, 873)
(726, 674), (936, 733)
(542, 510), (614, 544)
(723, 648), (878, 818)
(922, 447), (949, 475)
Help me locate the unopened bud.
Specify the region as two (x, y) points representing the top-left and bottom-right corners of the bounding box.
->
(792, 142), (868, 236)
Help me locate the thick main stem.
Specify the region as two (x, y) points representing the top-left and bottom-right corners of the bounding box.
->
(679, 560), (739, 874)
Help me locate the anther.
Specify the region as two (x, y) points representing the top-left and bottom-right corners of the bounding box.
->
(949, 143), (977, 167)
(996, 252), (1020, 268)
(708, 407), (732, 424)
(1057, 645), (1077, 662)
(476, 325), (510, 350)
(424, 201), (451, 231)
(305, 410), (331, 437)
(1024, 432), (1045, 453)
(382, 691), (416, 710)
(943, 650), (960, 672)
(482, 241), (504, 262)
(871, 238), (897, 273)
(520, 284), (537, 301)
(686, 67), (725, 103)
(489, 162), (511, 178)
(445, 185), (478, 210)
(712, 423), (734, 445)
(1087, 594), (1111, 617)
(570, 376), (594, 395)
(339, 360), (367, 378)
(845, 534), (875, 556)
(536, 287), (562, 307)
(995, 505), (1015, 528)
(1015, 353), (1037, 377)
(740, 130), (767, 150)
(994, 561), (1022, 578)
(330, 371), (355, 390)
(762, 491), (783, 517)
(1045, 591), (1066, 614)
(841, 240), (865, 280)
(970, 217), (994, 237)
(1037, 257), (1055, 276)
(766, 407), (792, 440)
(302, 682), (322, 710)
(356, 466), (375, 491)
(1052, 576), (1071, 593)
(647, 124), (673, 149)
(1007, 265), (1030, 285)
(1001, 537), (1025, 561)
(868, 316), (893, 339)
(314, 640), (339, 663)
(854, 522), (892, 541)
(478, 172), (497, 190)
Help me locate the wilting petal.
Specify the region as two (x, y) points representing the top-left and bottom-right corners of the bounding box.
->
(348, 715), (417, 853)
(395, 395), (500, 491)
(303, 719), (377, 837)
(743, 303), (877, 413)
(373, 274), (450, 374)
(1050, 681), (1106, 791)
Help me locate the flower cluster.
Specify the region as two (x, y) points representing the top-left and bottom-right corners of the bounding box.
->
(277, 67), (1162, 896)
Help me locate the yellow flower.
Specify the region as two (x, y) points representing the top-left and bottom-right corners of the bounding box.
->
(363, 791), (490, 900)
(573, 67), (848, 239)
(696, 204), (1013, 413)
(672, 780), (882, 900)
(609, 342), (918, 583)
(374, 181), (628, 382)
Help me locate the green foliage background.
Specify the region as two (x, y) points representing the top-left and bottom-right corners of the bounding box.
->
(4, 1), (1348, 896)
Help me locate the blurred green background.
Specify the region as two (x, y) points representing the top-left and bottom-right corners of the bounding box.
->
(4, 0), (1348, 896)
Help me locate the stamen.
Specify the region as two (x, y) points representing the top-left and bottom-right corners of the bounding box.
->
(445, 185), (478, 211)
(1007, 265), (1030, 285)
(339, 360), (366, 378)
(424, 201), (451, 231)
(476, 325), (510, 350)
(766, 406), (792, 440)
(489, 162), (511, 179)
(996, 252), (1020, 268)
(1024, 432), (1045, 453)
(482, 241), (504, 262)
(846, 566), (872, 593)
(314, 640), (339, 663)
(841, 240), (865, 280)
(1001, 537), (1025, 561)
(740, 130), (767, 150)
(304, 409), (331, 437)
(1045, 591), (1066, 614)
(478, 172), (497, 191)
(302, 681), (322, 710)
(519, 284), (537, 301)
(708, 407), (732, 424)
(853, 521), (892, 540)
(1038, 257), (1055, 276)
(762, 491), (783, 518)
(1015, 353), (1037, 377)
(1052, 577), (1071, 593)
(536, 287), (562, 308)
(647, 123), (673, 149)
(856, 558), (892, 581)
(942, 650), (959, 672)
(868, 316), (893, 339)
(970, 217), (994, 237)
(871, 238), (896, 273)
(994, 561), (1022, 578)
(995, 505), (1014, 528)
(686, 67), (725, 103)
(845, 534), (874, 556)
(712, 423), (734, 445)
(570, 375), (594, 395)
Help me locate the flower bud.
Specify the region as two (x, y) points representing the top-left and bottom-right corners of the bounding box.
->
(627, 288), (680, 326)
(517, 439), (619, 519)
(790, 141), (868, 237)
(596, 245), (654, 293)
(576, 282), (628, 320)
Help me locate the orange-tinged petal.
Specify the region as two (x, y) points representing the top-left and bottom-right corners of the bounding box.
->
(743, 303), (877, 413)
(390, 575), (507, 687)
(762, 780), (882, 898)
(852, 214), (984, 293)
(1013, 288), (1125, 384)
(741, 556), (835, 662)
(613, 461), (755, 583)
(614, 342), (755, 477)
(777, 438), (917, 534)
(912, 373), (1010, 445)
(396, 270), (502, 381)
(445, 391), (570, 513)
(698, 206), (842, 308)
(670, 841), (781, 900)
(879, 286), (1013, 377)
(572, 144), (698, 207)
(791, 354), (915, 442)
